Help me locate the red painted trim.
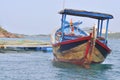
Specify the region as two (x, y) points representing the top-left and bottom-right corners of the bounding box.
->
(53, 36), (91, 47)
(96, 39), (111, 53)
(84, 41), (91, 58)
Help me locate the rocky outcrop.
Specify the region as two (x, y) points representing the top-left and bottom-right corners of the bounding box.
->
(0, 27), (23, 38)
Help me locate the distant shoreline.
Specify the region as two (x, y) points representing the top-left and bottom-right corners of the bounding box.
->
(108, 32), (120, 39)
(0, 26), (120, 39)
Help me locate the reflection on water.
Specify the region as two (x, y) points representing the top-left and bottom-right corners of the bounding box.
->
(52, 60), (112, 69)
(52, 61), (113, 80)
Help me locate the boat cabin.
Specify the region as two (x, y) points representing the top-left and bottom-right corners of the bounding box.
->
(57, 9), (113, 44)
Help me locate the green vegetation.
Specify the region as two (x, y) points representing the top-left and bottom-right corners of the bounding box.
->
(0, 26), (23, 38)
(0, 27), (8, 33)
(0, 40), (50, 46)
(108, 32), (120, 39)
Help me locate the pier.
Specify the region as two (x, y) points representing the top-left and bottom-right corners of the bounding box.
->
(0, 40), (53, 52)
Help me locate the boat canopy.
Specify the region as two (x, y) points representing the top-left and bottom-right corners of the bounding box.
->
(59, 9), (113, 20)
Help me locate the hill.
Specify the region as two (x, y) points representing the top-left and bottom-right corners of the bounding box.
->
(0, 27), (23, 38)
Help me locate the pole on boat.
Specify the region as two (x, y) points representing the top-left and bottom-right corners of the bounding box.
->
(63, 0), (66, 9)
(61, 14), (66, 41)
(97, 19), (100, 37)
(105, 19), (109, 44)
(100, 20), (103, 37)
(89, 25), (96, 64)
(83, 25), (96, 66)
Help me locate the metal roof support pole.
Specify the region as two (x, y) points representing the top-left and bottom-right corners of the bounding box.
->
(97, 19), (100, 37)
(105, 19), (109, 44)
(61, 14), (66, 41)
(100, 20), (103, 37)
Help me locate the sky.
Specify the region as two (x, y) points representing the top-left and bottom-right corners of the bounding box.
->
(0, 0), (119, 35)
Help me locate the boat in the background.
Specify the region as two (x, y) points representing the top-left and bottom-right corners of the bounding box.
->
(51, 9), (113, 66)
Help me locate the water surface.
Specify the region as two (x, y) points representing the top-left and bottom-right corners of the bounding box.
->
(0, 39), (120, 80)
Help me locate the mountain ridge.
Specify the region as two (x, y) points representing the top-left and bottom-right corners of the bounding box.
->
(0, 27), (23, 38)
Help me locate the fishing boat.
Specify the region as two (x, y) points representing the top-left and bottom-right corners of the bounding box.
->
(51, 9), (113, 66)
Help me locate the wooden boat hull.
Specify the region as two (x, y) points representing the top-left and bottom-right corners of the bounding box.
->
(52, 9), (113, 66)
(52, 36), (111, 65)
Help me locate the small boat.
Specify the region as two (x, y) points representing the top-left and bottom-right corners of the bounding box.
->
(51, 9), (113, 66)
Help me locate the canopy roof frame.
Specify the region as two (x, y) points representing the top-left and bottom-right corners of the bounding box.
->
(60, 9), (113, 44)
(59, 9), (113, 20)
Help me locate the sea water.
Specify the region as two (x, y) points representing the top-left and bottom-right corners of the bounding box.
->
(0, 39), (120, 80)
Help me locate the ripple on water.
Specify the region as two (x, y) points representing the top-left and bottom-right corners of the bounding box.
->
(0, 39), (120, 80)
